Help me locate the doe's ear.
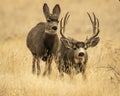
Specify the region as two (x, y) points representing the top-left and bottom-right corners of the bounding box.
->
(90, 37), (100, 47)
(43, 3), (50, 19)
(52, 4), (61, 18)
(61, 38), (72, 49)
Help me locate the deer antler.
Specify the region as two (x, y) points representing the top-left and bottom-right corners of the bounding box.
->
(85, 13), (100, 48)
(60, 12), (70, 38)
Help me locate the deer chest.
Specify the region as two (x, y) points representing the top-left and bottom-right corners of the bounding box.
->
(43, 33), (57, 51)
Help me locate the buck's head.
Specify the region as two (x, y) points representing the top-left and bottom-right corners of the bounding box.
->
(60, 12), (100, 63)
(43, 3), (61, 35)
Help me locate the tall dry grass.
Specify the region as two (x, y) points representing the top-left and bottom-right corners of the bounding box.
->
(0, 0), (120, 96)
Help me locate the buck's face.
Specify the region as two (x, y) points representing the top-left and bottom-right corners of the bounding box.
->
(61, 38), (87, 64)
(43, 3), (61, 35)
(73, 42), (87, 63)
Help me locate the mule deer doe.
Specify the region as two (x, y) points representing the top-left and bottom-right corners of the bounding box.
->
(26, 3), (61, 76)
(56, 12), (100, 79)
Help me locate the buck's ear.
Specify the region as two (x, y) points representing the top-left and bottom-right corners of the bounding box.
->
(43, 3), (50, 19)
(52, 4), (61, 18)
(90, 37), (100, 47)
(61, 38), (72, 49)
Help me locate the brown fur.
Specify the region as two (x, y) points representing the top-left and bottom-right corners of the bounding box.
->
(26, 3), (61, 76)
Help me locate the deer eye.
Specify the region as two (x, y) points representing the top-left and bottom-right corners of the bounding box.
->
(47, 19), (51, 22)
(73, 47), (77, 50)
(56, 20), (59, 23)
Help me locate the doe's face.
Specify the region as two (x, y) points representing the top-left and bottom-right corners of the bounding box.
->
(45, 14), (59, 35)
(43, 3), (61, 35)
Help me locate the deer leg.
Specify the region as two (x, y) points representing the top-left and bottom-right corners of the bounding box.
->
(81, 65), (86, 80)
(43, 61), (48, 76)
(58, 59), (64, 78)
(47, 55), (53, 75)
(43, 56), (52, 76)
(58, 68), (64, 79)
(43, 63), (47, 76)
(59, 66), (64, 78)
(32, 56), (36, 74)
(82, 71), (86, 80)
(37, 58), (40, 76)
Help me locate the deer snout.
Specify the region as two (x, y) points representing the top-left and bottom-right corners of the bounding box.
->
(52, 26), (57, 30)
(78, 52), (85, 57)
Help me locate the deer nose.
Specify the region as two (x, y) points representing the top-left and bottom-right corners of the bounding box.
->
(52, 26), (57, 30)
(78, 52), (84, 57)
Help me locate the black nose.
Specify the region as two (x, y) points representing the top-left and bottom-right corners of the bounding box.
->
(52, 26), (57, 30)
(79, 52), (84, 57)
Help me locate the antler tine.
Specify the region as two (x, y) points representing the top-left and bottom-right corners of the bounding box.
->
(96, 17), (100, 34)
(63, 12), (70, 33)
(60, 12), (70, 38)
(86, 12), (100, 44)
(60, 17), (66, 38)
(97, 18), (99, 28)
(87, 12), (93, 25)
(66, 14), (70, 23)
(93, 12), (96, 34)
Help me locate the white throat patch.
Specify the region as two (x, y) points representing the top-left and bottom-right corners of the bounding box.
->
(45, 30), (57, 35)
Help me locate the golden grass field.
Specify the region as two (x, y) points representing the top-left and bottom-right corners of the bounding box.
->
(0, 0), (120, 96)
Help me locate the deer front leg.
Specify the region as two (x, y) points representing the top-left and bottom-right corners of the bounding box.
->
(58, 65), (64, 78)
(37, 58), (41, 76)
(81, 64), (86, 80)
(43, 55), (53, 76)
(43, 62), (48, 76)
(58, 59), (64, 78)
(47, 55), (53, 75)
(32, 56), (36, 74)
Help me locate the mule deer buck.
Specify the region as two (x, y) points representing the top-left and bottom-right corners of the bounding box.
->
(26, 3), (61, 76)
(56, 12), (100, 79)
